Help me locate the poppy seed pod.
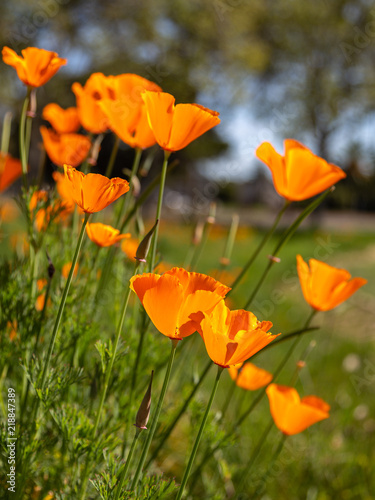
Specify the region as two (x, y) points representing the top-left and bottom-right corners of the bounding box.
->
(135, 371), (154, 430)
(135, 219), (159, 263)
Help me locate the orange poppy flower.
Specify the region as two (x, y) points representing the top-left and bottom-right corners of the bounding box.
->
(110, 73), (161, 100)
(0, 199), (19, 222)
(141, 91), (220, 152)
(10, 232), (29, 254)
(86, 222), (130, 247)
(266, 383), (330, 435)
(7, 320), (18, 341)
(42, 103), (80, 134)
(130, 267), (230, 340)
(35, 280), (52, 311)
(99, 73), (161, 149)
(296, 255), (367, 311)
(198, 300), (280, 368)
(62, 261), (79, 279)
(256, 139), (346, 201)
(29, 190), (51, 231)
(121, 238), (139, 261)
(34, 202), (70, 232)
(40, 126), (91, 167)
(37, 279), (48, 291)
(52, 171), (76, 213)
(228, 362), (273, 391)
(0, 153), (23, 192)
(63, 165), (129, 213)
(29, 190), (48, 211)
(72, 73), (114, 134)
(2, 46), (66, 87)
(99, 98), (156, 150)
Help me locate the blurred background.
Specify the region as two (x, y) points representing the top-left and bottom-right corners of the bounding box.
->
(1, 0), (375, 219)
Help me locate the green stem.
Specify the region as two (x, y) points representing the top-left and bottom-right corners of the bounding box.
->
(236, 313), (316, 493)
(122, 301), (141, 458)
(229, 201), (289, 294)
(40, 213), (90, 392)
(220, 381), (237, 421)
(95, 149), (142, 300)
(79, 262), (140, 500)
(252, 325), (318, 357)
(146, 359), (212, 469)
(115, 147), (142, 228)
(22, 274), (53, 417)
(250, 434), (287, 499)
(131, 338), (178, 491)
(19, 87), (32, 189)
(120, 158), (178, 233)
(148, 150), (170, 272)
(29, 245), (39, 300)
(189, 311), (316, 491)
(176, 365), (223, 500)
(188, 213), (215, 272)
(243, 189), (333, 309)
(105, 134), (120, 178)
(236, 418), (274, 493)
(94, 264), (139, 438)
(17, 214), (89, 500)
(1, 111), (12, 155)
(114, 429), (141, 500)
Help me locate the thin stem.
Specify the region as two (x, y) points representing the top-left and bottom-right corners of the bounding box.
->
(189, 311), (317, 490)
(176, 365), (223, 500)
(79, 262), (140, 500)
(17, 214), (90, 500)
(146, 359), (212, 469)
(96, 149), (142, 300)
(229, 201), (289, 294)
(236, 312), (316, 493)
(93, 264), (139, 438)
(40, 213), (90, 392)
(120, 158), (178, 233)
(22, 274), (53, 416)
(236, 418), (274, 493)
(251, 325), (318, 357)
(243, 189), (333, 309)
(105, 134), (120, 178)
(189, 212), (215, 272)
(114, 429), (141, 500)
(122, 301), (142, 458)
(148, 150), (170, 272)
(250, 434), (287, 499)
(1, 111), (12, 155)
(220, 381), (237, 421)
(29, 245), (39, 300)
(19, 88), (32, 189)
(115, 147), (142, 228)
(130, 338), (178, 491)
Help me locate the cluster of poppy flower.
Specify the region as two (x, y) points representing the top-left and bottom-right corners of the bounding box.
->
(1, 46), (367, 442)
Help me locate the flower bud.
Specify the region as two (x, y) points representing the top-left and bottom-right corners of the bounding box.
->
(46, 250), (55, 279)
(192, 220), (204, 246)
(27, 88), (37, 118)
(268, 255), (281, 263)
(87, 133), (103, 166)
(135, 220), (159, 263)
(134, 371), (154, 430)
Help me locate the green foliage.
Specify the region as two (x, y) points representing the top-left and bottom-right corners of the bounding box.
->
(90, 451), (178, 500)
